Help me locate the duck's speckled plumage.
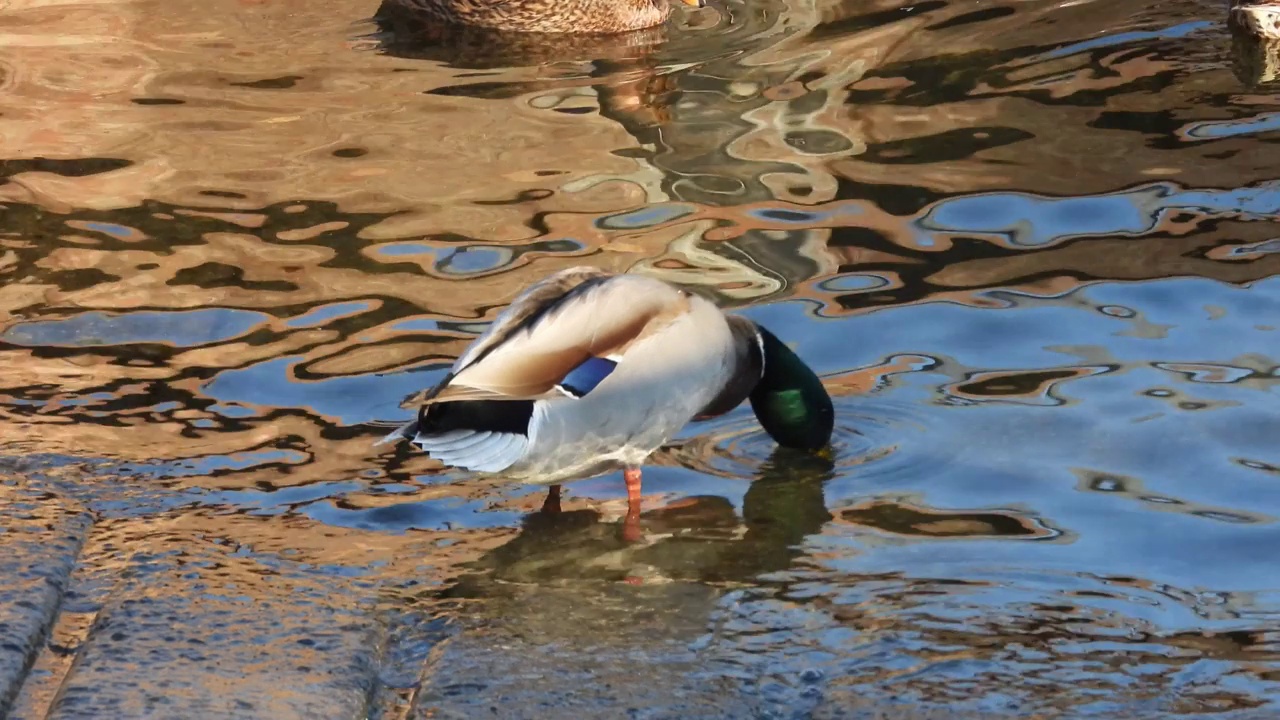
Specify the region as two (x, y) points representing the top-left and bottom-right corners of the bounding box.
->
(387, 0), (682, 34)
(374, 3), (669, 67)
(1231, 0), (1280, 41)
(380, 267), (833, 486)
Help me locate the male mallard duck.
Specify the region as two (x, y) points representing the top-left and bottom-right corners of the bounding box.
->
(380, 267), (834, 537)
(1231, 0), (1280, 40)
(384, 0), (704, 34)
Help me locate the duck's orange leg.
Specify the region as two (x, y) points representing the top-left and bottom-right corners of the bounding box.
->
(623, 467), (642, 542)
(541, 484), (562, 514)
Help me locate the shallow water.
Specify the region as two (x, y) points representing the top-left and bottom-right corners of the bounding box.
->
(2, 0), (1279, 716)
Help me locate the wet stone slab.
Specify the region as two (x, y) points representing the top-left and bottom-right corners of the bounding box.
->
(413, 582), (759, 720)
(35, 527), (387, 720)
(0, 483), (93, 719)
(412, 575), (1023, 720)
(0, 467), (396, 720)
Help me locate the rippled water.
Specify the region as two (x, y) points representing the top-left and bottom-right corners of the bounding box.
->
(3, 0), (1280, 716)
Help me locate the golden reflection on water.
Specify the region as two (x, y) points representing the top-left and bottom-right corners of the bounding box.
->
(2, 0), (1280, 715)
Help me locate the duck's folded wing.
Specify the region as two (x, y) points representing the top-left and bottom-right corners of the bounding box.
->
(398, 267), (607, 408)
(406, 268), (688, 405)
(453, 266), (610, 373)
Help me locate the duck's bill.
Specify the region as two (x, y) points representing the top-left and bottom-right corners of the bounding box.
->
(678, 0), (707, 7)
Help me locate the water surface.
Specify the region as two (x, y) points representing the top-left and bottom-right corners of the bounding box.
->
(2, 0), (1279, 716)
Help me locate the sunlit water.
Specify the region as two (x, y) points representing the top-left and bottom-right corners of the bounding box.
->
(2, 0), (1279, 716)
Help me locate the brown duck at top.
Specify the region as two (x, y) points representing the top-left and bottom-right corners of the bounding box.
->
(1231, 0), (1280, 40)
(387, 0), (704, 33)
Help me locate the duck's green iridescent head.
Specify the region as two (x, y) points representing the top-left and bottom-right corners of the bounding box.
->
(749, 326), (834, 451)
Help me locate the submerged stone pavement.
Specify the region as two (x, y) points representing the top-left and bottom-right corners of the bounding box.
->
(0, 471), (746, 720)
(0, 468), (986, 720)
(6, 461), (1280, 720)
(1, 473), (388, 720)
(0, 468), (765, 720)
(5, 438), (1277, 720)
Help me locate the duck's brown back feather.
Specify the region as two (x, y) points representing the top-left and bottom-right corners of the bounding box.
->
(385, 0), (670, 34)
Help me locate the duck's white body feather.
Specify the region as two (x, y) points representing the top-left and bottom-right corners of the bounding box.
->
(383, 267), (755, 484)
(513, 294), (736, 481)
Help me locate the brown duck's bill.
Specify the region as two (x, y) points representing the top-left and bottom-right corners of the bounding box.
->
(678, 0), (707, 7)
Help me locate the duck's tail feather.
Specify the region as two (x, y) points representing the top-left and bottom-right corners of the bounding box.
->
(412, 429), (527, 473)
(375, 418), (420, 447)
(378, 398), (534, 472)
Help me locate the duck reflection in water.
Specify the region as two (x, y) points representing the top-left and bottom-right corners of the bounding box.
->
(380, 267), (834, 542)
(372, 0), (850, 294)
(448, 446), (836, 589)
(447, 447), (1058, 589)
(372, 0), (685, 134)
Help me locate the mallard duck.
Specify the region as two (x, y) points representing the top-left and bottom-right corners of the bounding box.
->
(380, 267), (834, 537)
(1231, 0), (1280, 40)
(383, 0), (704, 35)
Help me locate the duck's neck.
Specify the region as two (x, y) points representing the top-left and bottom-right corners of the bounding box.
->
(693, 316), (765, 420)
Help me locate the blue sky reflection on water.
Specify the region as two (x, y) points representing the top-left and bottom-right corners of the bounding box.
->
(920, 182), (1280, 248)
(3, 308), (270, 347)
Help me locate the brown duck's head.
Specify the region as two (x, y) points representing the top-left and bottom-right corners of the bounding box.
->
(635, 0), (705, 11)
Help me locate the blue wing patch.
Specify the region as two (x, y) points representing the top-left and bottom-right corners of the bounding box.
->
(558, 356), (617, 398)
